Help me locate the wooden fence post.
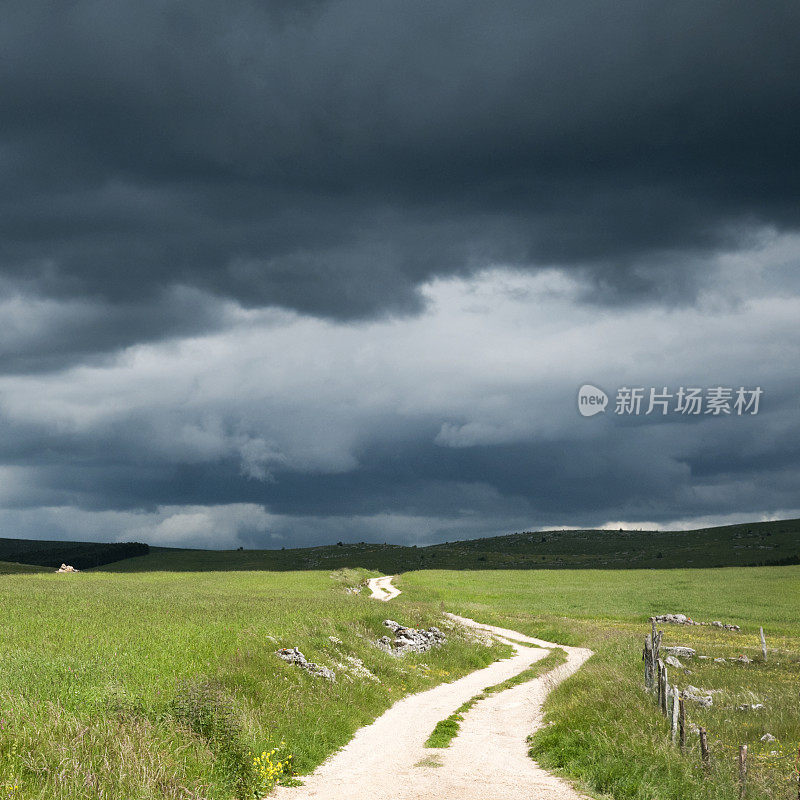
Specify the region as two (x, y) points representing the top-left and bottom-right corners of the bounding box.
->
(671, 684), (679, 742)
(659, 660), (668, 715)
(738, 745), (747, 799)
(699, 727), (710, 769)
(644, 633), (654, 689)
(656, 659), (662, 707)
(678, 694), (686, 750)
(760, 627), (767, 662)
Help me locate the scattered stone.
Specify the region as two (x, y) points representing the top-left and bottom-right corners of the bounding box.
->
(760, 733), (776, 742)
(56, 563), (79, 573)
(714, 657), (727, 663)
(737, 703), (764, 711)
(664, 646), (696, 659)
(711, 621), (741, 631)
(276, 648), (336, 681)
(665, 655), (684, 669)
(684, 686), (713, 707)
(654, 613), (695, 625)
(697, 655), (710, 660)
(344, 587), (360, 595)
(731, 655), (752, 664)
(653, 614), (740, 631)
(334, 655), (381, 683)
(378, 620), (446, 655)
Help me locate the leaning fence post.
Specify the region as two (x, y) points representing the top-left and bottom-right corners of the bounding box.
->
(699, 727), (710, 769)
(760, 627), (767, 662)
(678, 694), (686, 750)
(656, 659), (662, 707)
(738, 744), (747, 799)
(644, 633), (654, 689)
(658, 660), (668, 716)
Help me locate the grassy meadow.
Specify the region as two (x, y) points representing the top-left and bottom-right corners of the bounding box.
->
(1, 524), (798, 799)
(401, 566), (800, 800)
(0, 567), (508, 799)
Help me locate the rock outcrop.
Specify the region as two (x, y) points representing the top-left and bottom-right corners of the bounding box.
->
(378, 620), (446, 655)
(276, 648), (336, 681)
(664, 646), (696, 659)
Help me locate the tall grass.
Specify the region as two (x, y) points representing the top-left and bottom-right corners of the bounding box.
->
(0, 568), (507, 799)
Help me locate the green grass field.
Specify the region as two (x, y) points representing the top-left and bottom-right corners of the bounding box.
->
(1, 522), (798, 799)
(401, 566), (800, 800)
(0, 567), (508, 799)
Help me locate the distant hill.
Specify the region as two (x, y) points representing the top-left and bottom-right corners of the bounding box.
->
(0, 559), (49, 574)
(1, 519), (797, 574)
(98, 518), (800, 573)
(0, 538), (149, 570)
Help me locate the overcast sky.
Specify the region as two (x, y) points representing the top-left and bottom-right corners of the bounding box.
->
(1, 1), (799, 548)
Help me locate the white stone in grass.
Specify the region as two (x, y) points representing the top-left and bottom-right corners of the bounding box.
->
(276, 647), (336, 681)
(684, 686), (713, 707)
(664, 646), (696, 659)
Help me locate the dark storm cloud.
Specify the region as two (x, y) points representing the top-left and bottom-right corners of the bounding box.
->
(2, 0), (800, 351)
(2, 2), (800, 547)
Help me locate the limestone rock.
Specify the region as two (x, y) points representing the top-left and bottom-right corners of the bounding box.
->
(379, 620), (446, 655)
(664, 646), (696, 659)
(276, 648), (336, 681)
(737, 703), (764, 711)
(684, 686), (713, 707)
(653, 613), (694, 625)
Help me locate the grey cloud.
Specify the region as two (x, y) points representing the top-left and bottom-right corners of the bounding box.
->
(1, 3), (799, 547)
(1, 0), (799, 357)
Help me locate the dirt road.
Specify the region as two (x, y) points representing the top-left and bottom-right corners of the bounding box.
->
(273, 576), (591, 800)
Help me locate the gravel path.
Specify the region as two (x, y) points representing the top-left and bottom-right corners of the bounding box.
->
(367, 574), (402, 601)
(273, 576), (592, 800)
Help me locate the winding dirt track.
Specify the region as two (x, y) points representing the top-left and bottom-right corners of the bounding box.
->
(367, 574), (402, 601)
(273, 576), (592, 800)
